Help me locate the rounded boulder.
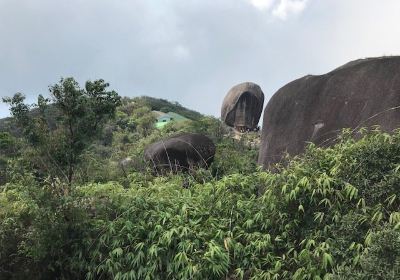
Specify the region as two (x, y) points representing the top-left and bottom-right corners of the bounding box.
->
(144, 133), (216, 173)
(259, 56), (400, 168)
(221, 82), (264, 132)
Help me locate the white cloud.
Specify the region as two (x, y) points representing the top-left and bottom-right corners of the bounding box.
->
(248, 0), (308, 20)
(249, 0), (276, 11)
(1, 0), (400, 119)
(272, 0), (308, 20)
(173, 45), (190, 60)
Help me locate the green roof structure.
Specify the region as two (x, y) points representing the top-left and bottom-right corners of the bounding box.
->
(154, 112), (189, 128)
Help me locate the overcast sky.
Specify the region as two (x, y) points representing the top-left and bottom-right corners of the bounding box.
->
(1, 0), (400, 118)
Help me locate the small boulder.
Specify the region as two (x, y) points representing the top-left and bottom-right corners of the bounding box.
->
(144, 133), (216, 173)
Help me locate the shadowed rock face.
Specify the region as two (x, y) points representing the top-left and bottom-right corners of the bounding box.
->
(221, 82), (264, 131)
(259, 56), (400, 168)
(144, 133), (215, 173)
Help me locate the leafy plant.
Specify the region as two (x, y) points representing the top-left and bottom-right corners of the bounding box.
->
(3, 78), (121, 186)
(3, 103), (400, 280)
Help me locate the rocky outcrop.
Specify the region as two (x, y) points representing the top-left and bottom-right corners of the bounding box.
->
(259, 56), (400, 168)
(221, 82), (264, 132)
(144, 133), (215, 173)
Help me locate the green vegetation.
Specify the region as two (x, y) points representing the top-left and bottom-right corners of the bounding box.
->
(3, 78), (121, 186)
(1, 80), (400, 279)
(140, 96), (203, 121)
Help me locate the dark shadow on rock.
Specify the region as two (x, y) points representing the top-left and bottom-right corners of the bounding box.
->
(144, 133), (216, 174)
(221, 82), (264, 132)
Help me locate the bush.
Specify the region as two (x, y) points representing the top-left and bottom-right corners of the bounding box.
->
(2, 129), (400, 279)
(329, 226), (400, 279)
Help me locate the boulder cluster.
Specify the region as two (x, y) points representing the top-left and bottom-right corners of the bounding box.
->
(143, 56), (400, 173)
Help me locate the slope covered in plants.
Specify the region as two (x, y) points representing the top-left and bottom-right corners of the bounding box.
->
(2, 128), (400, 279)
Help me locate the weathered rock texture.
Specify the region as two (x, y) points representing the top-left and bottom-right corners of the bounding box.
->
(144, 133), (215, 173)
(259, 56), (400, 168)
(221, 82), (264, 131)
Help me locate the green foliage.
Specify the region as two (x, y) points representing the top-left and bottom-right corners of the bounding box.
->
(2, 78), (121, 185)
(0, 179), (88, 279)
(211, 136), (259, 178)
(3, 81), (400, 279)
(0, 132), (18, 185)
(2, 93), (35, 142)
(139, 96), (203, 120)
(2, 128), (400, 279)
(97, 99), (249, 185)
(2, 93), (247, 185)
(0, 132), (14, 152)
(329, 226), (400, 279)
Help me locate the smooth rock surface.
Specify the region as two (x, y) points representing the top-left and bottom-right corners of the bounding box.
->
(144, 133), (215, 173)
(221, 82), (264, 131)
(259, 56), (400, 168)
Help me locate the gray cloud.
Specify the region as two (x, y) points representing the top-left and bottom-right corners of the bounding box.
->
(1, 0), (400, 118)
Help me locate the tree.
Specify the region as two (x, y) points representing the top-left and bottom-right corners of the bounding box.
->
(3, 77), (121, 186)
(0, 132), (17, 185)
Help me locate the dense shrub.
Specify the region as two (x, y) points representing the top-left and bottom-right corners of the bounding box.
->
(330, 226), (400, 279)
(1, 129), (400, 279)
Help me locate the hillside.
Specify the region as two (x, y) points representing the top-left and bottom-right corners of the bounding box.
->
(2, 127), (400, 279)
(0, 96), (202, 134)
(1, 89), (399, 279)
(139, 96), (203, 121)
(0, 93), (258, 184)
(0, 117), (13, 134)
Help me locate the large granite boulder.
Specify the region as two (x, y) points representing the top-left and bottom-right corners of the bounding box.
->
(221, 82), (264, 132)
(144, 133), (215, 173)
(259, 56), (400, 168)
